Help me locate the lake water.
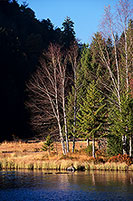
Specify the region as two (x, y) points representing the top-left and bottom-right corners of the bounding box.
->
(0, 170), (133, 201)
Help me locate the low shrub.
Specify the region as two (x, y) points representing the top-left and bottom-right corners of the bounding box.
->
(87, 156), (106, 164)
(95, 148), (107, 157)
(108, 154), (132, 166)
(88, 156), (95, 163)
(59, 154), (78, 160)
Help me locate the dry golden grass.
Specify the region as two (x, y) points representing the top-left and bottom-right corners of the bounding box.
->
(128, 164), (133, 171)
(0, 140), (91, 170)
(0, 140), (43, 153)
(0, 141), (132, 171)
(0, 140), (88, 153)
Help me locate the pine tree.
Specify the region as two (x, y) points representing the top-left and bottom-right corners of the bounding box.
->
(77, 81), (106, 158)
(107, 104), (123, 156)
(77, 45), (92, 100)
(108, 93), (133, 156)
(42, 135), (54, 154)
(62, 16), (75, 49)
(66, 45), (92, 152)
(107, 135), (122, 156)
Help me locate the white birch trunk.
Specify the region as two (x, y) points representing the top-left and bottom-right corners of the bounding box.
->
(129, 135), (132, 157)
(53, 61), (66, 155)
(87, 138), (89, 147)
(97, 1), (132, 156)
(92, 136), (95, 158)
(122, 135), (127, 155)
(58, 56), (69, 153)
(72, 67), (77, 153)
(58, 119), (66, 155)
(124, 31), (129, 94)
(62, 88), (69, 153)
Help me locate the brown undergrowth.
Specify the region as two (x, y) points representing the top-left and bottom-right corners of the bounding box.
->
(0, 141), (132, 171)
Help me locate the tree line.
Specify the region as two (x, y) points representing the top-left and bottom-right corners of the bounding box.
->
(0, 0), (75, 141)
(1, 0), (132, 157)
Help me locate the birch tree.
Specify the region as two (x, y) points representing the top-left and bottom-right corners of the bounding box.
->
(56, 46), (69, 152)
(26, 44), (69, 155)
(93, 0), (132, 155)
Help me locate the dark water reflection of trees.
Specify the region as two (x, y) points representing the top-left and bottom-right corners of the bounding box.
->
(0, 170), (133, 189)
(0, 170), (133, 201)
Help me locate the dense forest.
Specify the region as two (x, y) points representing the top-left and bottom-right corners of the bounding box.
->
(0, 0), (75, 141)
(0, 0), (132, 157)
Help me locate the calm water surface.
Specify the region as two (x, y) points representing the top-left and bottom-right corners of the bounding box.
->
(0, 170), (133, 201)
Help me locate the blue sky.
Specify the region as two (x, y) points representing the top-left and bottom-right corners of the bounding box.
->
(17, 0), (123, 44)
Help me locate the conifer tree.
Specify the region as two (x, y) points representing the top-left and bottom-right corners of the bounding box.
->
(77, 81), (106, 158)
(108, 93), (133, 156)
(67, 42), (79, 152)
(66, 45), (92, 152)
(62, 16), (75, 49)
(94, 0), (132, 155)
(42, 135), (54, 154)
(78, 45), (92, 100)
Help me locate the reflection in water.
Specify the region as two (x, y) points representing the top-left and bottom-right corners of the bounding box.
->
(0, 170), (133, 201)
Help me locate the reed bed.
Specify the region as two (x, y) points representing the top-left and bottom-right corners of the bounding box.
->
(0, 159), (133, 171)
(0, 141), (132, 171)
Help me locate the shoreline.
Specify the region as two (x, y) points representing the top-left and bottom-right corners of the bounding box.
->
(0, 141), (132, 172)
(0, 159), (133, 171)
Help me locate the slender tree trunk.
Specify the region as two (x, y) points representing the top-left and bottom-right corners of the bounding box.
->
(112, 31), (129, 156)
(87, 138), (89, 147)
(92, 136), (95, 158)
(72, 136), (75, 153)
(72, 95), (76, 152)
(54, 64), (66, 155)
(57, 53), (69, 153)
(58, 120), (66, 155)
(124, 31), (130, 156)
(122, 135), (127, 155)
(129, 135), (132, 157)
(124, 31), (129, 94)
(44, 85), (66, 155)
(56, 99), (66, 155)
(62, 93), (69, 153)
(72, 69), (77, 153)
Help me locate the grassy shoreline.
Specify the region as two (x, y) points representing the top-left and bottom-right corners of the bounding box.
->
(0, 141), (132, 171)
(0, 160), (133, 171)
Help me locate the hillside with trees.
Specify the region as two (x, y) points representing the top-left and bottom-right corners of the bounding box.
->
(0, 0), (75, 141)
(0, 0), (132, 158)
